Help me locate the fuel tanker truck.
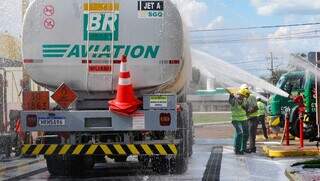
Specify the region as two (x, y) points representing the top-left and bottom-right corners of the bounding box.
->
(19, 0), (193, 176)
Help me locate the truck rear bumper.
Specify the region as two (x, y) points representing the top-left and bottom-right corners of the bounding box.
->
(21, 143), (178, 156)
(21, 110), (177, 132)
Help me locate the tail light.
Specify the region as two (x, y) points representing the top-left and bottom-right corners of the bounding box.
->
(26, 115), (37, 127)
(160, 113), (171, 126)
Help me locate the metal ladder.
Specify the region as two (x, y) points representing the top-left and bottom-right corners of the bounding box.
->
(85, 0), (116, 93)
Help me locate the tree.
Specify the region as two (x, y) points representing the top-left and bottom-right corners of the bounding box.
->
(265, 69), (288, 84)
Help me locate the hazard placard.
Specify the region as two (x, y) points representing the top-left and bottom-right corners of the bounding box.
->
(23, 91), (49, 110)
(51, 83), (77, 109)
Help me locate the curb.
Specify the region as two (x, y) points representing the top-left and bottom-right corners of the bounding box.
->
(4, 167), (48, 181)
(194, 122), (230, 127)
(262, 145), (319, 158)
(0, 158), (45, 173)
(285, 169), (297, 181)
(193, 112), (231, 114)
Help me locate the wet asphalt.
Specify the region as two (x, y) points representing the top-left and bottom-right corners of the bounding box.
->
(0, 139), (303, 181)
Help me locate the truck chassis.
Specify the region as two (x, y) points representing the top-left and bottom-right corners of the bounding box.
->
(20, 95), (193, 175)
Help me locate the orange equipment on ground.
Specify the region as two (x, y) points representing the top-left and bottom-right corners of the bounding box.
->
(15, 119), (25, 140)
(108, 55), (142, 116)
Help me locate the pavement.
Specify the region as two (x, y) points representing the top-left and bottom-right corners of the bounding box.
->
(0, 157), (44, 172)
(0, 124), (311, 181)
(195, 124), (233, 139)
(0, 158), (47, 180)
(0, 138), (302, 181)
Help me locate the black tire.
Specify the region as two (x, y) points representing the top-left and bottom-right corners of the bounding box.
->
(46, 156), (71, 176)
(289, 117), (296, 138)
(94, 156), (106, 163)
(171, 103), (189, 174)
(138, 155), (150, 168)
(171, 141), (188, 174)
(83, 156), (95, 169)
(187, 102), (194, 157)
(290, 109), (316, 139)
(114, 155), (127, 162)
(46, 155), (94, 176)
(151, 156), (169, 174)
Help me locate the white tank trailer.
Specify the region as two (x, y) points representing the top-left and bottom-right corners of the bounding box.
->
(23, 0), (191, 102)
(20, 0), (193, 176)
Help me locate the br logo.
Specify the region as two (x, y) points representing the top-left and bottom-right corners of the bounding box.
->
(83, 3), (119, 41)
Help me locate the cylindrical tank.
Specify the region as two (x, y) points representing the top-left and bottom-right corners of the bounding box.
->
(22, 0), (191, 100)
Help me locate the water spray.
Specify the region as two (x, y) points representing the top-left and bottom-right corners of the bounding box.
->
(192, 49), (289, 98)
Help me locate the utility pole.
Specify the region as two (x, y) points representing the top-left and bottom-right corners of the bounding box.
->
(267, 52), (277, 84)
(22, 0), (31, 93)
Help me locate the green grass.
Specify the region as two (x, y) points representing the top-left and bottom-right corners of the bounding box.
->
(193, 112), (231, 124)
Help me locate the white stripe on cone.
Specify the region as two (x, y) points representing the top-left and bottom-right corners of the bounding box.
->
(119, 60), (132, 85)
(119, 78), (131, 85)
(120, 62), (127, 72)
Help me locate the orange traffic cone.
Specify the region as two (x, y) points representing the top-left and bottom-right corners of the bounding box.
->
(108, 55), (142, 116)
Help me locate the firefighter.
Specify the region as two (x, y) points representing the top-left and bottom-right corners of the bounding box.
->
(228, 88), (249, 155)
(257, 97), (268, 140)
(241, 84), (259, 153)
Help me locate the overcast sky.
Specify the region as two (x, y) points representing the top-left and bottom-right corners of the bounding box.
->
(172, 0), (320, 76)
(0, 0), (22, 38)
(2, 0), (320, 76)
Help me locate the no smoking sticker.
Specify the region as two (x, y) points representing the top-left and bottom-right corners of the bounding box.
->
(43, 5), (54, 16)
(44, 18), (55, 29)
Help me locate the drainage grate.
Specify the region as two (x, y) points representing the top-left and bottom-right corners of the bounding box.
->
(202, 146), (223, 181)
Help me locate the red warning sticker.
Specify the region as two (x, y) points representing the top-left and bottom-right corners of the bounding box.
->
(88, 65), (112, 73)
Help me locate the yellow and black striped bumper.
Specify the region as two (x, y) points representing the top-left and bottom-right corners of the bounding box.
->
(21, 144), (178, 156)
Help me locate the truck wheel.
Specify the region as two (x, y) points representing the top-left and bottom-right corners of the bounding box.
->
(83, 156), (95, 169)
(151, 156), (169, 174)
(290, 109), (316, 139)
(114, 155), (127, 162)
(94, 155), (106, 163)
(138, 155), (150, 168)
(187, 102), (194, 157)
(46, 156), (64, 176)
(170, 142), (188, 174)
(170, 103), (189, 174)
(46, 155), (94, 176)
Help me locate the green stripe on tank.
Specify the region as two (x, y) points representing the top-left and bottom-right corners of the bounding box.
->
(43, 49), (68, 53)
(43, 54), (64, 58)
(42, 44), (70, 49)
